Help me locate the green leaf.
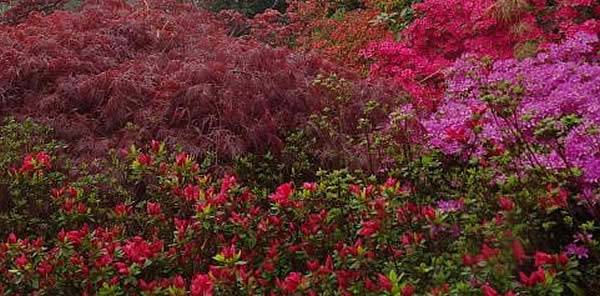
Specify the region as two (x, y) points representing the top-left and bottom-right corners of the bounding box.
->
(566, 283), (585, 296)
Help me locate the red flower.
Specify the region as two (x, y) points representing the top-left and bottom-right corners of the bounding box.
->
(66, 187), (78, 198)
(122, 237), (163, 264)
(95, 254), (113, 268)
(219, 244), (240, 261)
(270, 183), (294, 207)
(377, 274), (392, 292)
(20, 154), (35, 172)
(15, 254), (28, 268)
(306, 260), (320, 272)
(541, 185), (569, 209)
(384, 177), (398, 189)
(445, 126), (469, 143)
(191, 273), (213, 296)
(137, 153), (153, 166)
(511, 239), (526, 265)
(481, 283), (499, 296)
(35, 152), (51, 169)
(462, 253), (479, 266)
(219, 175), (237, 194)
(534, 251), (554, 266)
(150, 140), (161, 153)
(557, 252), (569, 265)
(19, 152), (51, 173)
(358, 220), (380, 237)
(146, 202), (162, 216)
(114, 262), (129, 275)
(349, 184), (362, 196)
(402, 284), (415, 296)
(76, 202), (87, 214)
(481, 244), (500, 260)
(7, 233), (17, 244)
(173, 275), (185, 288)
(498, 196), (515, 211)
(37, 260), (53, 276)
(421, 205), (436, 220)
(183, 184), (200, 202)
(278, 272), (303, 293)
(519, 268), (546, 287)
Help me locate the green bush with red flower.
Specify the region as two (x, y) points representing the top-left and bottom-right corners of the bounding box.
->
(1, 118), (598, 295)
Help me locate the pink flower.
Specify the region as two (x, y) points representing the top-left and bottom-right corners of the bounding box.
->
(302, 182), (317, 192)
(175, 152), (189, 167)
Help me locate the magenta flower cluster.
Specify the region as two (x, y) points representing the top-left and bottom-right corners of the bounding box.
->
(425, 33), (600, 188)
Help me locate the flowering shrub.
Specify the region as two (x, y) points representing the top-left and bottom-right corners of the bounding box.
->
(425, 32), (600, 192)
(1, 0), (600, 295)
(364, 0), (600, 109)
(1, 119), (599, 294)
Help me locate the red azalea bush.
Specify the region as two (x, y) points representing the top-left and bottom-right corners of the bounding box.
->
(0, 129), (599, 294)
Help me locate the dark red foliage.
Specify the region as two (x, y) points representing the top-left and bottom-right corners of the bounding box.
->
(0, 0), (395, 161)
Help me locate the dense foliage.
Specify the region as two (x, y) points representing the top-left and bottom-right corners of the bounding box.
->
(1, 0), (599, 295)
(0, 0), (400, 167)
(0, 125), (598, 295)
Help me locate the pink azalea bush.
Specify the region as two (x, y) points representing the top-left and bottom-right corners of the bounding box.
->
(364, 0), (600, 109)
(425, 32), (600, 191)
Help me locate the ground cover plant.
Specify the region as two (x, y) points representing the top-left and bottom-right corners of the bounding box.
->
(1, 0), (599, 295)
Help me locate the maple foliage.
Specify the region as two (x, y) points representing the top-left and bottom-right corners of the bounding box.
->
(241, 0), (394, 71)
(0, 0), (398, 163)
